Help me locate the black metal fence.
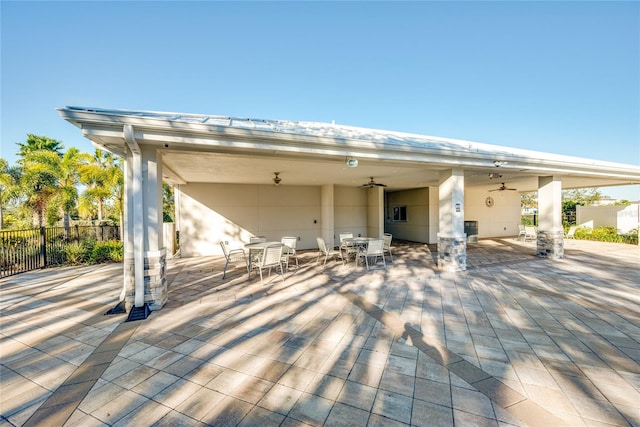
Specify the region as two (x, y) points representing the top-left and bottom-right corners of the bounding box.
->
(0, 225), (120, 279)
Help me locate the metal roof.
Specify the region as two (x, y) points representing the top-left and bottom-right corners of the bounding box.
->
(57, 106), (640, 191)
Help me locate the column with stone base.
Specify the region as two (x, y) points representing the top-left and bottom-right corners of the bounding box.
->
(123, 249), (167, 311)
(536, 230), (564, 259)
(437, 234), (467, 271)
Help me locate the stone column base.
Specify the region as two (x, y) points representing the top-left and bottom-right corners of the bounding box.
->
(536, 230), (564, 259)
(123, 248), (168, 311)
(437, 235), (467, 272)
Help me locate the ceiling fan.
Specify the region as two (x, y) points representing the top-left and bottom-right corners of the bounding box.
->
(360, 177), (387, 188)
(490, 182), (517, 192)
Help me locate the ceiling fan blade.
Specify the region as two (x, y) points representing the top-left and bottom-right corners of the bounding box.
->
(361, 177), (387, 188)
(490, 182), (517, 192)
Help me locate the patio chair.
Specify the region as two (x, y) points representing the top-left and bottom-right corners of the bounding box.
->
(281, 236), (299, 270)
(517, 224), (526, 240)
(524, 226), (537, 242)
(316, 237), (343, 267)
(383, 233), (393, 262)
(565, 226), (577, 239)
(339, 232), (357, 261)
(220, 241), (249, 279)
(248, 236), (267, 264)
(356, 238), (386, 270)
(251, 243), (285, 285)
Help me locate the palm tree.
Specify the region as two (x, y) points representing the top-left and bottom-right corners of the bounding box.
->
(17, 134), (64, 157)
(19, 150), (61, 227)
(54, 148), (90, 233)
(0, 158), (22, 229)
(79, 150), (123, 222)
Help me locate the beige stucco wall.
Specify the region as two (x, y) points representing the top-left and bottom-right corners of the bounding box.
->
(178, 183), (322, 256)
(385, 188), (430, 243)
(334, 186), (368, 246)
(464, 188), (522, 238)
(176, 182), (523, 257)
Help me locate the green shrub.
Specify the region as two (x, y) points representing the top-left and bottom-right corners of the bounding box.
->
(90, 240), (123, 263)
(573, 226), (638, 245)
(64, 242), (86, 265)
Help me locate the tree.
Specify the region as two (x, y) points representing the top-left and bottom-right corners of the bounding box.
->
(561, 188), (606, 225)
(17, 134), (64, 157)
(562, 188), (604, 206)
(53, 148), (90, 232)
(0, 158), (22, 229)
(78, 150), (123, 222)
(163, 182), (175, 222)
(19, 150), (61, 227)
(520, 191), (537, 211)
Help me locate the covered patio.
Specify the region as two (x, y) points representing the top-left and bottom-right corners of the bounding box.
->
(56, 106), (640, 315)
(2, 238), (638, 426)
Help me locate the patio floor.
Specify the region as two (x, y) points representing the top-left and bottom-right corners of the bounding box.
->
(1, 238), (639, 426)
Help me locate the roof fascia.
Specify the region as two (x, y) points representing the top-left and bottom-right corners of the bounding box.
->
(57, 106), (640, 183)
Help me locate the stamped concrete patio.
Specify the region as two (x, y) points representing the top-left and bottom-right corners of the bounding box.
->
(1, 238), (639, 427)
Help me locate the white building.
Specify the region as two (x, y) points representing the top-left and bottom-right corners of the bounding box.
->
(58, 106), (640, 312)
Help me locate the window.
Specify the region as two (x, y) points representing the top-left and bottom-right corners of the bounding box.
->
(393, 206), (407, 222)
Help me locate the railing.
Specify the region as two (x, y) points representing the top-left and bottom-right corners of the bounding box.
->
(0, 225), (120, 279)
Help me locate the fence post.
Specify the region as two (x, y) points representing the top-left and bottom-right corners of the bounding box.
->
(40, 227), (47, 268)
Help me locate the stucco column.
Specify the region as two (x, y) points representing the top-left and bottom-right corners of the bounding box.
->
(537, 176), (564, 258)
(123, 143), (167, 312)
(438, 169), (466, 271)
(320, 184), (335, 246)
(367, 187), (384, 238)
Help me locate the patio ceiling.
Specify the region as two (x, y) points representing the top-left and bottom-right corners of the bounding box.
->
(58, 106), (640, 194)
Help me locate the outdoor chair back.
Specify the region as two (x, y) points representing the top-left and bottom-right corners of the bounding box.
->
(281, 236), (299, 270)
(220, 241), (248, 279)
(383, 233), (393, 262)
(251, 243), (285, 285)
(357, 238), (386, 270)
(316, 237), (343, 267)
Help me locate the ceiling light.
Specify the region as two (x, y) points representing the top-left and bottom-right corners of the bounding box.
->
(493, 160), (507, 167)
(488, 173), (502, 179)
(273, 172), (281, 187)
(346, 157), (358, 168)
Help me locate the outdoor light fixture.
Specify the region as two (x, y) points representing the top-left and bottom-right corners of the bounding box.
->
(273, 172), (281, 187)
(346, 157), (358, 168)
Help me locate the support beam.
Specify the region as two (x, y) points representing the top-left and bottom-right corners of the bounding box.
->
(367, 186), (384, 238)
(124, 124), (145, 308)
(438, 169), (466, 271)
(320, 184), (335, 246)
(537, 176), (564, 258)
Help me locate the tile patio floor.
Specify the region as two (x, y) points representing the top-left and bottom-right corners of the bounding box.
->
(1, 238), (638, 426)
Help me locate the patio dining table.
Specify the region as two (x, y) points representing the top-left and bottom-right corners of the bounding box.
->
(244, 241), (282, 274)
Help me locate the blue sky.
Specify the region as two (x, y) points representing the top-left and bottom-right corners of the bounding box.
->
(2, 1), (639, 199)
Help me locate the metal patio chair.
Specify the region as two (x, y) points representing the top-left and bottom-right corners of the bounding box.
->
(281, 236), (299, 271)
(316, 237), (343, 268)
(356, 238), (386, 270)
(220, 241), (249, 279)
(251, 243), (285, 286)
